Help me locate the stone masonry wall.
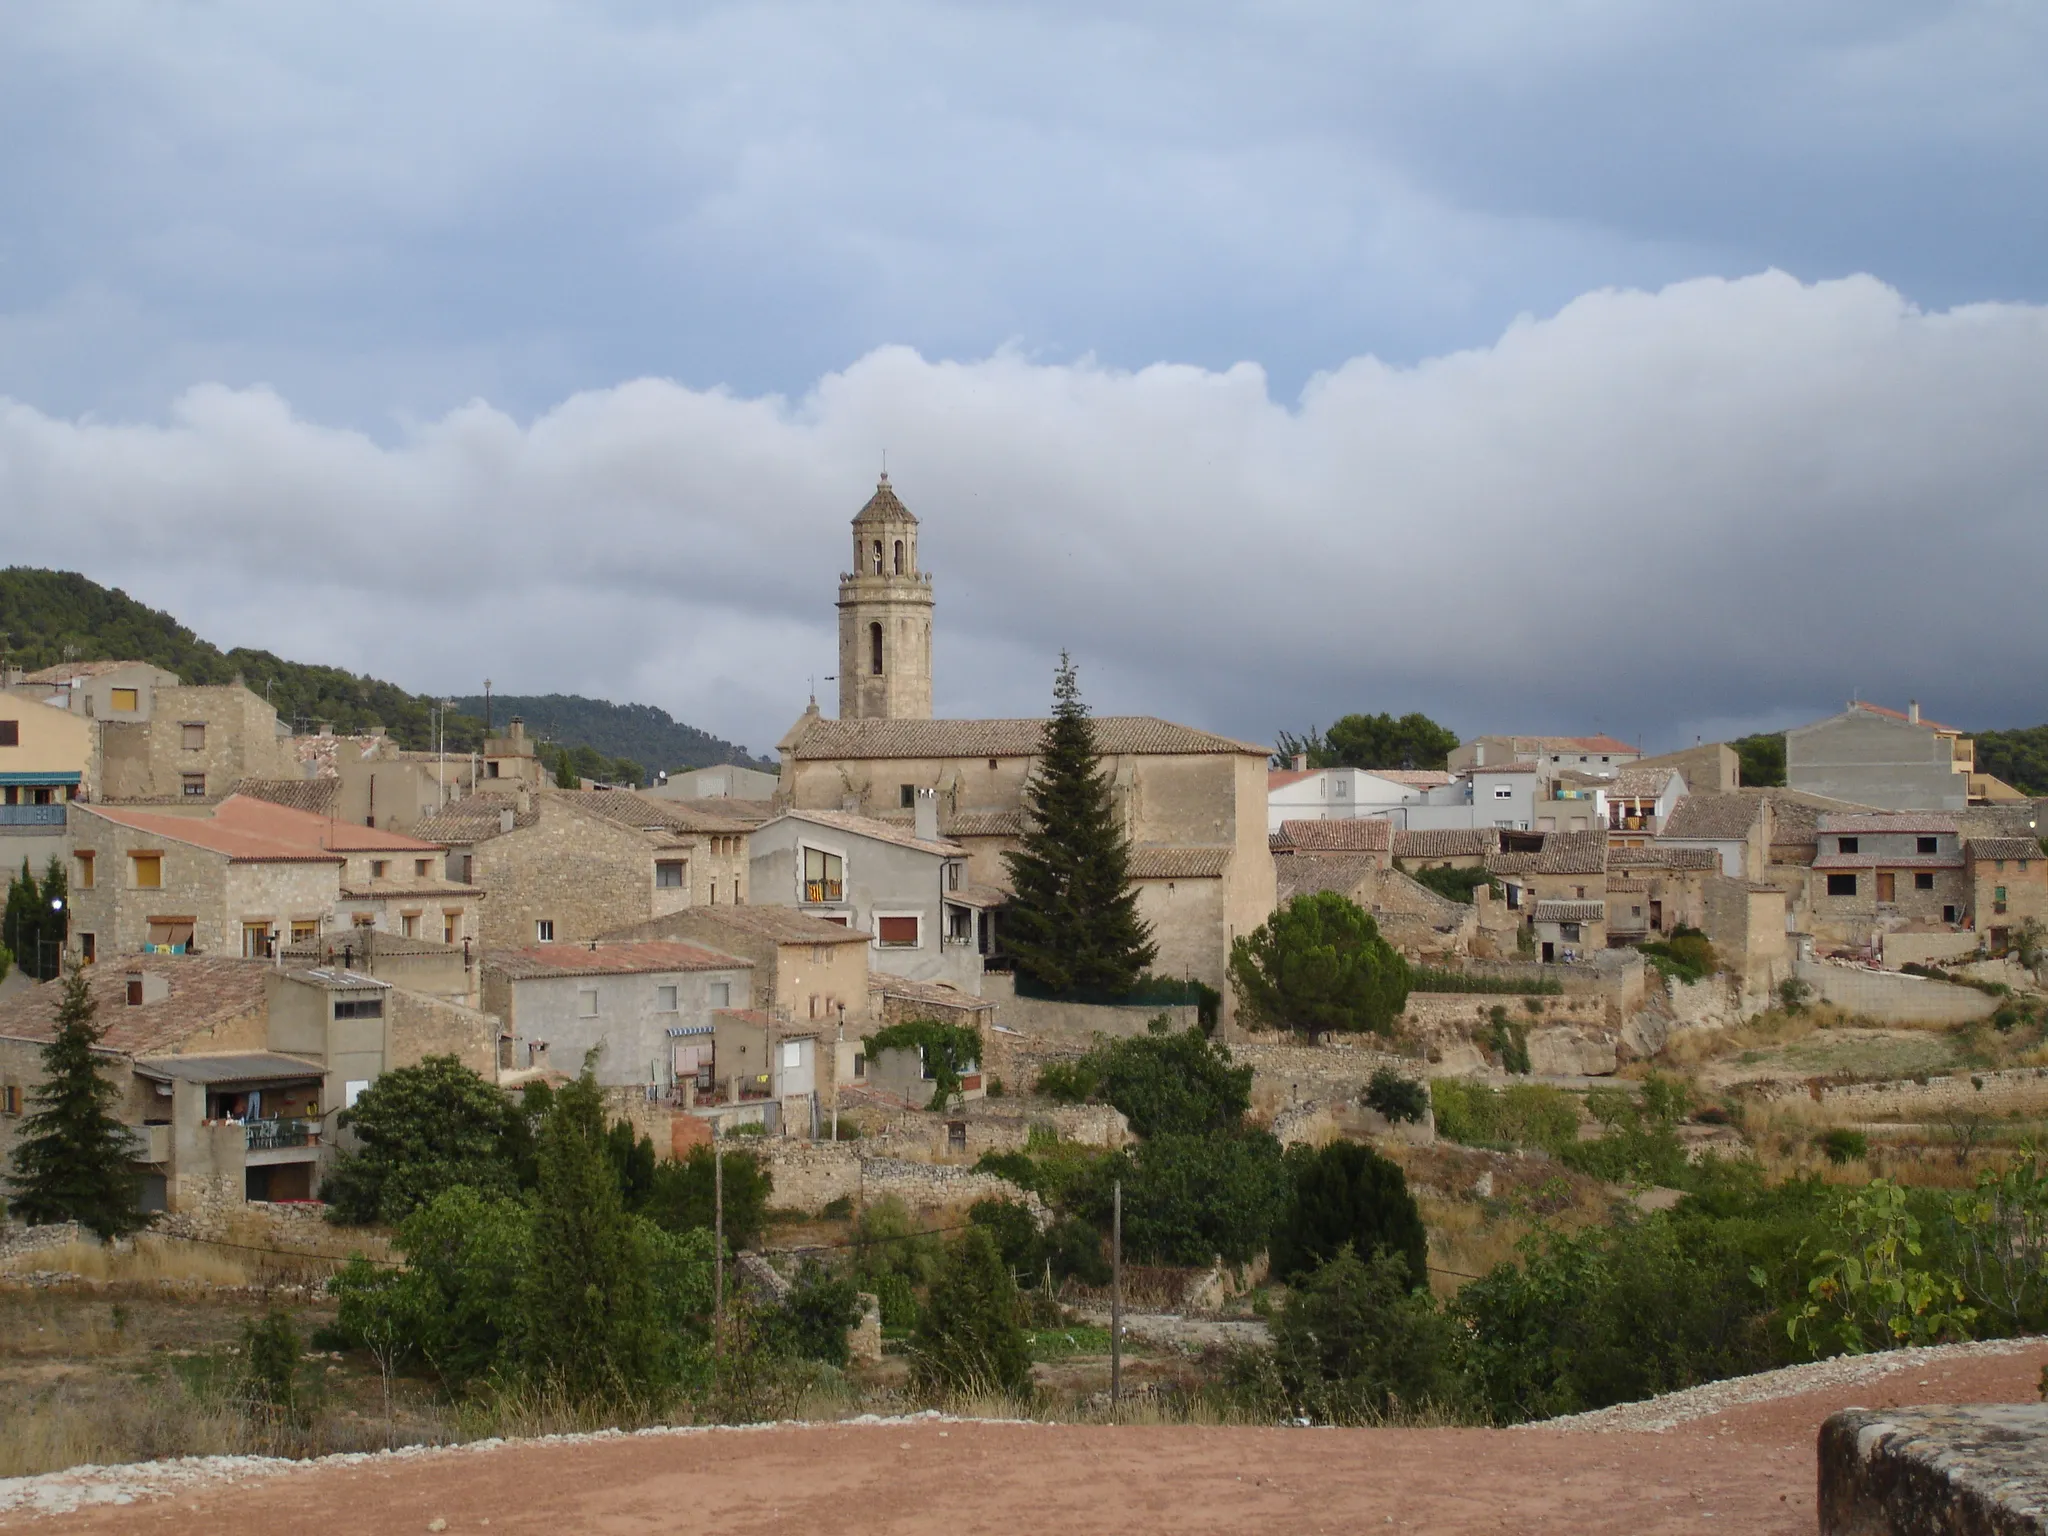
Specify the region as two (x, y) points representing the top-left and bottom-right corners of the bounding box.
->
(760, 1142), (1045, 1218)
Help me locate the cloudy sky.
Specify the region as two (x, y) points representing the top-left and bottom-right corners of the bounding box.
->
(2, 2), (2045, 757)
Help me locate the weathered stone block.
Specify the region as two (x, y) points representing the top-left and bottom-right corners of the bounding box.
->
(1819, 1404), (2048, 1535)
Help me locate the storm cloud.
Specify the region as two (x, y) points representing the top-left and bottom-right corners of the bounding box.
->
(4, 270), (2044, 755)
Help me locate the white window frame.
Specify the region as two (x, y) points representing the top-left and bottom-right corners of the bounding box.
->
(872, 909), (924, 949)
(799, 839), (850, 904)
(656, 984), (679, 1013)
(1493, 785), (1514, 800)
(536, 919), (554, 942)
(708, 980), (732, 1009)
(578, 987), (599, 1018)
(655, 859), (688, 890)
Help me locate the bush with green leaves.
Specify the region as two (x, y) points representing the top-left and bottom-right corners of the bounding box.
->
(1363, 1068), (1428, 1125)
(1228, 892), (1412, 1038)
(850, 1195), (944, 1291)
(1273, 1246), (1456, 1422)
(640, 1144), (772, 1252)
(1026, 1026), (1251, 1137)
(764, 1263), (865, 1367)
(321, 1055), (517, 1225)
(1816, 1127), (1868, 1165)
(1639, 927), (1718, 984)
(909, 1226), (1032, 1398)
(1790, 1179), (1975, 1356)
(1479, 1004), (1531, 1075)
(240, 1309), (312, 1430)
(863, 1018), (985, 1110)
(1108, 1130), (1290, 1265)
(1428, 1079), (1578, 1154)
(1271, 1140), (1429, 1288)
(1402, 862), (1497, 905)
(1558, 1077), (1690, 1187)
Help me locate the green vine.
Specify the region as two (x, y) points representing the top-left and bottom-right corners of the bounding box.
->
(864, 1019), (984, 1110)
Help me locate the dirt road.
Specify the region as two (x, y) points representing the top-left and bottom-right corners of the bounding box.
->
(7, 1343), (2043, 1534)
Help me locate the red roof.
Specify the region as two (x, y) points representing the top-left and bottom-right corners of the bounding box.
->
(1564, 735), (1641, 755)
(1850, 701), (1963, 734)
(1268, 769), (1318, 789)
(1276, 818), (1393, 853)
(212, 794), (443, 852)
(79, 804), (344, 864)
(486, 940), (754, 980)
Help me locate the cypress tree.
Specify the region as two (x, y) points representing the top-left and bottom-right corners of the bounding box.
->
(1001, 654), (1156, 994)
(520, 1074), (662, 1399)
(8, 964), (148, 1237)
(3, 859), (44, 981)
(910, 1225), (1032, 1398)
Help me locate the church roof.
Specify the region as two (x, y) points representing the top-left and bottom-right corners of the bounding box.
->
(851, 472), (917, 526)
(782, 714), (1267, 760)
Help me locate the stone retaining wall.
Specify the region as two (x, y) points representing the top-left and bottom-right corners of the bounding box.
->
(762, 1143), (1044, 1218)
(0, 1221), (88, 1264)
(1820, 1404), (2048, 1536)
(1758, 1065), (2048, 1119)
(1796, 959), (2001, 1026)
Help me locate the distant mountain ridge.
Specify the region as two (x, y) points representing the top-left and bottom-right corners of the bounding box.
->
(0, 568), (767, 783)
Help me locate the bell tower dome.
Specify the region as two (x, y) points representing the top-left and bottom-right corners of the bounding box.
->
(837, 472), (934, 720)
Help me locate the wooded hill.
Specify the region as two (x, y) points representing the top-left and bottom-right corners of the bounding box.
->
(0, 568), (766, 786)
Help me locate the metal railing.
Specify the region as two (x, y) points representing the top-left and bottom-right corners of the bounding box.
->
(245, 1118), (317, 1151)
(0, 805), (65, 827)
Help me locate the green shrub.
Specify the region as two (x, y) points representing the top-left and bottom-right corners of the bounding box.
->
(871, 1271), (919, 1330)
(766, 1262), (864, 1367)
(640, 1144), (772, 1252)
(1640, 929), (1717, 984)
(820, 1195), (854, 1221)
(1480, 1005), (1531, 1075)
(1271, 1141), (1429, 1288)
(1363, 1068), (1428, 1125)
(1429, 1080), (1577, 1153)
(1405, 863), (1497, 905)
(1228, 892), (1412, 1037)
(320, 1055), (517, 1225)
(1816, 1128), (1868, 1165)
(240, 1309), (311, 1429)
(909, 1227), (1032, 1398)
(1110, 1131), (1291, 1265)
(1272, 1246), (1456, 1422)
(1409, 967), (1562, 996)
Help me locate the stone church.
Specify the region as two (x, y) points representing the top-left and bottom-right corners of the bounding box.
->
(778, 475), (1276, 1012)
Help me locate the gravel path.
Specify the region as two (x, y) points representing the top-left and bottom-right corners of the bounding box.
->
(1546, 1336), (2048, 1433)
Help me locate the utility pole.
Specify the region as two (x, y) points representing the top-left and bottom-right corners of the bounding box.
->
(833, 1002), (846, 1143)
(1110, 1179), (1123, 1411)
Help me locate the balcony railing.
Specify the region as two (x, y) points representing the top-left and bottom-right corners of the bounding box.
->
(246, 1118), (317, 1151)
(0, 805), (65, 827)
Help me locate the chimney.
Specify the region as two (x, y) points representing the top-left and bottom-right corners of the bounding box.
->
(499, 807), (516, 834)
(508, 717), (526, 745)
(1292, 753), (1307, 772)
(914, 787), (940, 843)
(1908, 699), (1920, 725)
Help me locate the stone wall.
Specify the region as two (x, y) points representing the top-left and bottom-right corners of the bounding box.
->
(1881, 931), (1984, 970)
(386, 986), (499, 1078)
(760, 1142), (1044, 1217)
(473, 798), (673, 950)
(1774, 1065), (2048, 1119)
(1796, 958), (2001, 1025)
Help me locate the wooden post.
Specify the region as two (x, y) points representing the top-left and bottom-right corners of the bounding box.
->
(1110, 1178), (1123, 1411)
(713, 1133), (725, 1351)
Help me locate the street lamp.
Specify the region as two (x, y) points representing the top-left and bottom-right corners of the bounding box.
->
(40, 895), (64, 980)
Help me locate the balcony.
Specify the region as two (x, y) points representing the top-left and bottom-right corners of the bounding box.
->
(0, 805), (66, 828)
(245, 1118), (318, 1151)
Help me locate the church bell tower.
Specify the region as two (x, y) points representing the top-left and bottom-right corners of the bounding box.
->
(837, 473), (934, 720)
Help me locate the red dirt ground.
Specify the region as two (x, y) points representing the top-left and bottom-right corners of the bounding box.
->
(10, 1348), (2044, 1535)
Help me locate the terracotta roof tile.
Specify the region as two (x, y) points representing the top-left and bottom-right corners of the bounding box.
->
(945, 810), (1024, 838)
(1275, 818), (1392, 853)
(569, 789), (760, 836)
(1965, 838), (2044, 862)
(1277, 854), (1377, 903)
(1532, 900), (1606, 923)
(784, 714), (1265, 761)
(1391, 827), (1499, 861)
(75, 804), (344, 865)
(1816, 813), (1959, 835)
(229, 778), (340, 816)
(211, 795), (443, 852)
(599, 906), (872, 946)
(1128, 845), (1232, 879)
(1610, 846), (1720, 870)
(484, 941), (754, 981)
(0, 956), (270, 1055)
(1659, 793), (1764, 841)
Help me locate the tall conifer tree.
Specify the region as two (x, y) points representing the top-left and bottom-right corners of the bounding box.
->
(8, 964), (148, 1237)
(1001, 654), (1156, 993)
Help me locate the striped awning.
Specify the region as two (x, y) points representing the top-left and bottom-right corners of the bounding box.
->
(665, 1023), (715, 1038)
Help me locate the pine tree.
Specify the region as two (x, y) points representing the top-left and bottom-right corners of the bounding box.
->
(1001, 654), (1156, 994)
(8, 964), (148, 1237)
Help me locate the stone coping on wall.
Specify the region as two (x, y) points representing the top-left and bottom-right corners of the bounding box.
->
(1819, 1404), (2048, 1535)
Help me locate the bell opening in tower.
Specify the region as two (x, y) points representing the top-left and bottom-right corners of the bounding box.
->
(870, 621), (884, 676)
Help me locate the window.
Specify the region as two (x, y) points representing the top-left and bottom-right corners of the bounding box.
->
(181, 774), (206, 798)
(1827, 873), (1858, 897)
(126, 976), (144, 1006)
(352, 912), (376, 928)
(877, 914), (920, 947)
(947, 905), (973, 944)
(181, 723), (205, 751)
(242, 922), (275, 958)
(131, 853), (163, 889)
(1996, 886), (2009, 914)
(893, 539), (905, 574)
(75, 852), (94, 889)
(536, 919), (555, 942)
(401, 912), (420, 938)
(782, 1040), (801, 1070)
(1561, 923), (1582, 942)
(1917, 836), (1938, 855)
(709, 981), (731, 1008)
(291, 920), (318, 943)
(0, 720), (16, 747)
(657, 984), (679, 1012)
(414, 858), (431, 878)
(803, 846), (845, 902)
(1493, 785), (1513, 799)
(1915, 872), (1935, 891)
(900, 784), (916, 809)
(333, 997), (384, 1020)
(869, 621), (884, 676)
(1838, 837), (1859, 854)
(443, 912), (460, 944)
(110, 687), (138, 712)
(145, 918), (193, 950)
(1, 1084), (19, 1116)
(852, 1052), (866, 1078)
(79, 933), (95, 964)
(1943, 904), (1960, 924)
(579, 988), (599, 1018)
(947, 862), (961, 891)
(370, 860), (389, 880)
(871, 538), (884, 575)
(656, 860), (687, 888)
(947, 1121), (967, 1150)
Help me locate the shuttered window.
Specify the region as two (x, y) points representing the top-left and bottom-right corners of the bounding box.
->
(877, 915), (919, 947)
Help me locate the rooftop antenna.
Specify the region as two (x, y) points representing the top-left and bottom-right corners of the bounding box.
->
(484, 678), (493, 736)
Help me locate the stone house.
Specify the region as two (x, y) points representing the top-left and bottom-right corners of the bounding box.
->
(1963, 838), (2048, 952)
(1631, 741), (1741, 794)
(1484, 830), (1608, 915)
(1448, 734), (1642, 777)
(647, 763), (780, 802)
(481, 940), (756, 1090)
(412, 789), (744, 951)
(1657, 791), (1773, 878)
(0, 953), (494, 1213)
(1530, 899), (1605, 961)
(750, 803), (985, 992)
(98, 684), (298, 804)
(1391, 826), (1499, 870)
(1806, 812), (1971, 948)
(1787, 701), (1974, 812)
(1265, 765), (1449, 831)
(1604, 845), (1719, 940)
(681, 1008), (826, 1136)
(1271, 816), (1393, 869)
(1599, 765), (1687, 844)
(64, 795), (476, 965)
(16, 660), (182, 725)
(598, 903), (873, 1028)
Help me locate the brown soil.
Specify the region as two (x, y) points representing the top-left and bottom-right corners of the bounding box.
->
(11, 1348), (2045, 1535)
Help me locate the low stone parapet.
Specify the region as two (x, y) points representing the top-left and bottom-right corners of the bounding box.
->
(1819, 1404), (2048, 1534)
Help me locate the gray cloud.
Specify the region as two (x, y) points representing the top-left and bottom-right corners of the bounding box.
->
(4, 271), (2044, 756)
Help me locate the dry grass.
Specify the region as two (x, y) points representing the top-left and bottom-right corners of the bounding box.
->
(0, 1237), (258, 1288)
